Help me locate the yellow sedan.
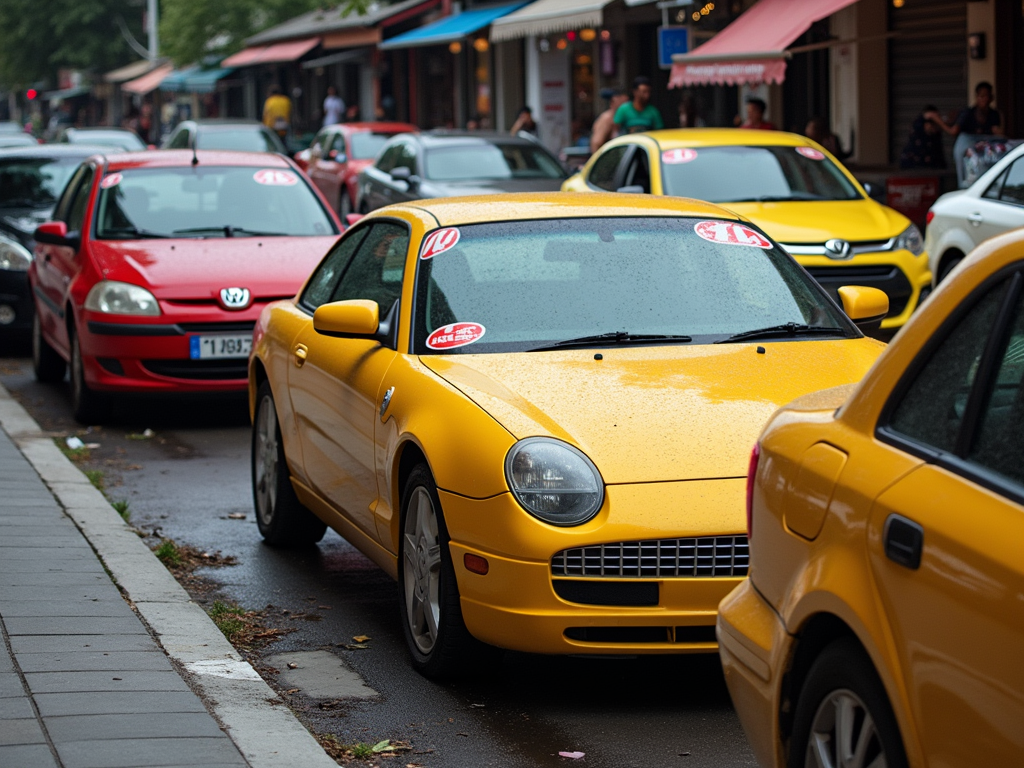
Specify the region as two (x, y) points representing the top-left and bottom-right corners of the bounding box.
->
(718, 230), (1024, 767)
(564, 129), (932, 331)
(249, 192), (889, 678)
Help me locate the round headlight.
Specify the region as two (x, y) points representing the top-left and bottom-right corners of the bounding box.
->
(0, 236), (32, 271)
(84, 280), (160, 316)
(504, 437), (604, 526)
(895, 224), (925, 256)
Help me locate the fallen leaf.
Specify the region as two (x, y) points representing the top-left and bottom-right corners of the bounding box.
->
(287, 662), (298, 669)
(371, 740), (392, 753)
(470, 703), (486, 708)
(318, 605), (332, 609)
(678, 752), (691, 757)
(343, 643), (369, 650)
(457, 732), (469, 737)
(85, 443), (100, 449)
(559, 751), (585, 760)
(285, 688), (300, 694)
(407, 764), (424, 767)
(227, 513), (246, 520)
(353, 634), (371, 643)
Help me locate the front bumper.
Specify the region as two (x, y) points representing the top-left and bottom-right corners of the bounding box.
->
(717, 579), (793, 768)
(440, 478), (747, 655)
(0, 269), (33, 334)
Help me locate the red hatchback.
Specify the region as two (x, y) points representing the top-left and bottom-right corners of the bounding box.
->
(29, 150), (341, 422)
(294, 122), (417, 218)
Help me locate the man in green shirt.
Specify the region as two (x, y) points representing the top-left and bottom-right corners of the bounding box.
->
(613, 76), (664, 134)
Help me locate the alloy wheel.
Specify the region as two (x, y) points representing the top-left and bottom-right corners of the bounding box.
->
(806, 688), (887, 768)
(403, 487), (442, 655)
(254, 395), (279, 525)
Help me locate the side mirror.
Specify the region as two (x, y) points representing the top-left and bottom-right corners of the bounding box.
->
(313, 298), (399, 347)
(390, 166), (412, 182)
(34, 221), (79, 249)
(616, 185), (645, 194)
(838, 285), (889, 334)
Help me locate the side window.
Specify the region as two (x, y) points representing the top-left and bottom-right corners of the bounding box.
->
(331, 222), (409, 311)
(54, 164), (88, 222)
(330, 134), (347, 157)
(66, 166), (96, 233)
(622, 148), (651, 193)
(982, 167), (1006, 200)
(300, 227), (369, 311)
(887, 280), (1007, 452)
(999, 159), (1024, 206)
(309, 131), (327, 156)
(377, 144), (401, 173)
(969, 283), (1024, 486)
(393, 142), (418, 173)
(588, 145), (627, 191)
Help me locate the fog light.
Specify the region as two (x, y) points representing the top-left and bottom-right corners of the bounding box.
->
(464, 553), (489, 575)
(0, 305), (15, 325)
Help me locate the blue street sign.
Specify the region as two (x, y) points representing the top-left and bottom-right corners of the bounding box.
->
(658, 26), (690, 70)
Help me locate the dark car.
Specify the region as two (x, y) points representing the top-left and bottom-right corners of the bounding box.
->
(0, 134), (38, 149)
(356, 132), (567, 212)
(0, 145), (110, 338)
(58, 127), (148, 152)
(162, 120), (286, 154)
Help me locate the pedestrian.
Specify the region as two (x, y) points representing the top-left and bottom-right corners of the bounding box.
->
(740, 97), (775, 130)
(614, 77), (664, 134)
(323, 85), (344, 127)
(927, 81), (1003, 139)
(510, 106), (537, 136)
(898, 105), (946, 169)
(262, 84), (292, 139)
(344, 103), (360, 122)
(805, 117), (846, 159)
(590, 88), (628, 152)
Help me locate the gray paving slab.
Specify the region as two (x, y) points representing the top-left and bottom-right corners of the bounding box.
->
(0, 547), (96, 560)
(43, 712), (225, 742)
(0, 559), (106, 574)
(55, 737), (248, 768)
(0, 536), (93, 548)
(0, 671), (23, 697)
(1, 580), (122, 595)
(0, 514), (66, 525)
(8, 635), (158, 654)
(0, 601), (135, 618)
(25, 670), (190, 694)
(0, 717), (46, 746)
(3, 616), (147, 636)
(16, 651), (174, 673)
(0, 743), (59, 767)
(0, 647), (12, 672)
(0, 694), (34, 718)
(1, 524), (82, 536)
(33, 690), (208, 717)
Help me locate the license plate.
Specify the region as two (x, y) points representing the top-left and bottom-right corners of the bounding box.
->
(189, 334), (252, 360)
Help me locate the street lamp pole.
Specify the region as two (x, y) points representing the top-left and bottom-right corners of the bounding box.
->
(148, 0), (159, 60)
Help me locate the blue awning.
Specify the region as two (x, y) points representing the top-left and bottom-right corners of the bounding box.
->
(379, 2), (527, 49)
(160, 66), (235, 94)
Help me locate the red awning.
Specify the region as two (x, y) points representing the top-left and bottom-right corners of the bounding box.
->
(669, 0), (858, 87)
(121, 63), (175, 95)
(221, 37), (320, 68)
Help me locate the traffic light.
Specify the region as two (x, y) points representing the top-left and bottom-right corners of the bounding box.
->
(26, 88), (37, 100)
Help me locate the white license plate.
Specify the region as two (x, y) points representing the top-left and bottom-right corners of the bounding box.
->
(189, 334), (252, 360)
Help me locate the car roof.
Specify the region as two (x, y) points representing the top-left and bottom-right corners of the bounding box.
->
(190, 120), (266, 129)
(380, 192), (745, 227)
(0, 145), (113, 158)
(632, 129), (821, 149)
(407, 132), (546, 149)
(332, 122), (419, 134)
(101, 150), (292, 170)
(66, 127), (136, 134)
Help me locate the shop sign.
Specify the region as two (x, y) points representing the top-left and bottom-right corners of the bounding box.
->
(658, 27), (689, 70)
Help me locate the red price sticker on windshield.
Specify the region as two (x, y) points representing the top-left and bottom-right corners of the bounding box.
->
(694, 221), (772, 249)
(662, 148), (697, 164)
(253, 169), (299, 186)
(100, 173), (122, 189)
(426, 322), (486, 350)
(420, 227), (461, 260)
(795, 146), (825, 160)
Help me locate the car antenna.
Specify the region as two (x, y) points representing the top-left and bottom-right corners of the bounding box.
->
(191, 139), (199, 167)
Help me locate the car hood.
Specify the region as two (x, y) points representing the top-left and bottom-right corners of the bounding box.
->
(88, 236), (338, 301)
(421, 340), (883, 484)
(722, 199), (908, 243)
(421, 178), (566, 198)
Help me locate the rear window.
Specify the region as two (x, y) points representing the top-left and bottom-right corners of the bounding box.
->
(423, 144), (566, 181)
(349, 133), (398, 160)
(196, 129), (283, 153)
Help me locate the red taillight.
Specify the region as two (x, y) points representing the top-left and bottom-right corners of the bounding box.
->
(745, 443), (761, 540)
(926, 209), (935, 226)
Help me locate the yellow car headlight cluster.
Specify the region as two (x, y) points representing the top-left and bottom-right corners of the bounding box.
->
(505, 437), (604, 526)
(894, 224), (925, 256)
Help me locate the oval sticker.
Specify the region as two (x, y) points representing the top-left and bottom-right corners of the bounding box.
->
(796, 146), (825, 161)
(420, 227), (461, 260)
(100, 173), (123, 189)
(426, 322), (486, 350)
(662, 148), (698, 165)
(253, 169), (299, 186)
(694, 221), (772, 249)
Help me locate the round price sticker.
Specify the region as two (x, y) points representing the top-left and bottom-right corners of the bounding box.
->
(694, 221), (772, 249)
(420, 227), (461, 260)
(253, 169), (299, 186)
(426, 322), (486, 350)
(662, 148), (698, 165)
(795, 147), (825, 161)
(100, 173), (123, 189)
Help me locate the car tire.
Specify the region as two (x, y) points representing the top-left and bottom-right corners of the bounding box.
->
(938, 255), (962, 284)
(32, 313), (66, 383)
(252, 380), (326, 546)
(70, 323), (109, 424)
(789, 638), (908, 768)
(398, 463), (496, 679)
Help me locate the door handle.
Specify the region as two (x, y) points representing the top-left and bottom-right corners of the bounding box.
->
(967, 212), (984, 226)
(883, 514), (924, 570)
(293, 344), (308, 367)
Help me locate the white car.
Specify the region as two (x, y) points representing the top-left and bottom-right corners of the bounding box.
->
(926, 142), (1024, 285)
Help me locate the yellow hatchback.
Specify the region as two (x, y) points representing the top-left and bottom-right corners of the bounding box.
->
(718, 230), (1024, 767)
(564, 129), (932, 331)
(249, 192), (888, 678)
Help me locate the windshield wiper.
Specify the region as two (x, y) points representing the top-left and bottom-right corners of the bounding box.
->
(715, 323), (848, 344)
(527, 331), (692, 352)
(171, 226), (288, 238)
(101, 227), (170, 239)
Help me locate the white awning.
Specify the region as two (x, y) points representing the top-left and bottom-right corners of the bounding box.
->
(490, 0), (611, 42)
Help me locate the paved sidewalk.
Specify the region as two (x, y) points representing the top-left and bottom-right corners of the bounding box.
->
(0, 428), (249, 768)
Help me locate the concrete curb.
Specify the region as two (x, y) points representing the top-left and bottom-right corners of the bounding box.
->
(0, 383), (337, 768)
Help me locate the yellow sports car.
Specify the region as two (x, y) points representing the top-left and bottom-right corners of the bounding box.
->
(564, 129), (932, 331)
(249, 192), (888, 677)
(718, 229), (1024, 767)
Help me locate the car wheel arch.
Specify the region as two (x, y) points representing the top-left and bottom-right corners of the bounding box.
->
(389, 438), (432, 547)
(938, 247), (967, 283)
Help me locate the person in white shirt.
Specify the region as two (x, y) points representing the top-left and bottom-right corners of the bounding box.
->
(323, 86), (345, 127)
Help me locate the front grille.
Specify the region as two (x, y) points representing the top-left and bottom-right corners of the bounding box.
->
(178, 321), (256, 333)
(551, 535), (749, 579)
(805, 265), (913, 317)
(564, 626), (717, 644)
(553, 580), (659, 606)
(142, 359), (248, 380)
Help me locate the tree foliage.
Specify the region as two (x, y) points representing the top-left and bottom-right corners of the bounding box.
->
(0, 0), (144, 85)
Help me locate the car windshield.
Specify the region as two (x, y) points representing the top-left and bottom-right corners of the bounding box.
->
(0, 157), (82, 207)
(413, 217), (854, 354)
(196, 128), (283, 153)
(69, 132), (145, 151)
(94, 166), (337, 239)
(349, 133), (397, 160)
(659, 146), (861, 202)
(424, 144), (566, 181)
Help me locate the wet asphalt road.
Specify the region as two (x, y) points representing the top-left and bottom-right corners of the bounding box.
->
(0, 355), (757, 768)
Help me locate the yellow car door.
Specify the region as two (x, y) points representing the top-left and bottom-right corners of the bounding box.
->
(867, 269), (1024, 766)
(287, 221), (408, 539)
